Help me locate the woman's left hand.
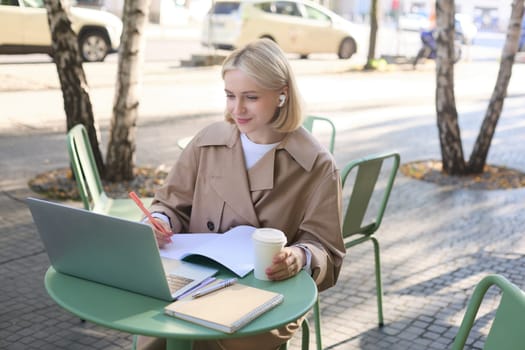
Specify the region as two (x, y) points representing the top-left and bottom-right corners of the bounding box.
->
(265, 246), (306, 281)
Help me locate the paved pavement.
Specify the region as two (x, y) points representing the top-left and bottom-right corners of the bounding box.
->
(1, 31), (525, 350)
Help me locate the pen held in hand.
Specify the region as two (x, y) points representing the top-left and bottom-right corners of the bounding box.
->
(129, 191), (172, 238)
(191, 278), (238, 298)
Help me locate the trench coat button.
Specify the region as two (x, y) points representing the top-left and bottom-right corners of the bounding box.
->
(207, 221), (215, 231)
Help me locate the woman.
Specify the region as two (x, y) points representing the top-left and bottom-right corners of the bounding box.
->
(139, 38), (345, 350)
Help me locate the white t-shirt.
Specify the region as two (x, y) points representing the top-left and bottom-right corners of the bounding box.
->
(240, 133), (280, 169)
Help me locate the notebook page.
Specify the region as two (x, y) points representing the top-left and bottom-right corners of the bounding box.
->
(159, 225), (256, 277)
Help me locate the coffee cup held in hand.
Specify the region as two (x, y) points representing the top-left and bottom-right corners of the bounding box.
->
(252, 228), (287, 280)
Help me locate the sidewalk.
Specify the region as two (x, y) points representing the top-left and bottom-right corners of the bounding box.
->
(1, 59), (525, 349)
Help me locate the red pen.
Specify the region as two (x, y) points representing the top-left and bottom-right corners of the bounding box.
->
(129, 192), (172, 240)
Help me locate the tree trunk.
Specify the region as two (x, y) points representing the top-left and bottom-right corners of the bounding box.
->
(105, 0), (151, 182)
(435, 0), (465, 175)
(364, 0), (379, 70)
(44, 0), (105, 177)
(467, 0), (524, 173)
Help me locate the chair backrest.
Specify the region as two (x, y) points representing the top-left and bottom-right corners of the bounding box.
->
(340, 152), (400, 240)
(302, 115), (336, 154)
(451, 274), (525, 350)
(67, 124), (108, 211)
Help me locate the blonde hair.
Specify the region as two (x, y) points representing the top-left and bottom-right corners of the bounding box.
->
(221, 38), (303, 132)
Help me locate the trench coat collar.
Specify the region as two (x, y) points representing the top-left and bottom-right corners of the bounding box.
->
(277, 127), (320, 172)
(195, 122), (320, 172)
(193, 122), (321, 225)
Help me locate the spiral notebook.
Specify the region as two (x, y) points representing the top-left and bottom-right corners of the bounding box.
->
(164, 281), (284, 333)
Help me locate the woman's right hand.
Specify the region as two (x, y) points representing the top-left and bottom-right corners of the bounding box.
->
(147, 218), (173, 248)
(265, 246), (306, 281)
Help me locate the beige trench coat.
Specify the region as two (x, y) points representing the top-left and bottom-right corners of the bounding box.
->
(148, 121), (345, 349)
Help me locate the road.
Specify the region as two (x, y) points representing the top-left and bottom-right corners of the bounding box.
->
(1, 22), (523, 180)
(1, 54), (523, 130)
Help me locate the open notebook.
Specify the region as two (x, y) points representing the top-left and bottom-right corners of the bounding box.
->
(26, 197), (218, 301)
(159, 225), (256, 277)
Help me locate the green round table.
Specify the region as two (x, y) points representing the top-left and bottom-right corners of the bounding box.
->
(45, 267), (317, 350)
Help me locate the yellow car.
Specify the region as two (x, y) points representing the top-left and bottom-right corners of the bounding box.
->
(201, 0), (358, 59)
(0, 0), (122, 62)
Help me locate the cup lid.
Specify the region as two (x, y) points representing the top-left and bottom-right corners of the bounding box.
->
(252, 228), (287, 244)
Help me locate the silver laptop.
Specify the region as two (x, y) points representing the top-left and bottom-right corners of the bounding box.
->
(26, 197), (218, 301)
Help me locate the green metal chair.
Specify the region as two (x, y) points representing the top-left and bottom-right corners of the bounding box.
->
(340, 151), (400, 328)
(67, 124), (151, 220)
(302, 115), (336, 154)
(297, 152), (400, 350)
(451, 274), (525, 350)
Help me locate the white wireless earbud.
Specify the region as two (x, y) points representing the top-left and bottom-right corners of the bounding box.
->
(278, 94), (286, 107)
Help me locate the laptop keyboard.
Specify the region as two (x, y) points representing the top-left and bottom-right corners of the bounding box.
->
(166, 274), (194, 294)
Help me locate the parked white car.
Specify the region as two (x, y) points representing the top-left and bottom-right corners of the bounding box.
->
(0, 0), (122, 62)
(201, 0), (358, 59)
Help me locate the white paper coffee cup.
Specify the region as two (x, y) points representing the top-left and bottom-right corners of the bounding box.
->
(252, 228), (287, 280)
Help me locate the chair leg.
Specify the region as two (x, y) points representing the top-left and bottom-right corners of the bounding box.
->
(312, 297), (322, 350)
(371, 237), (384, 327)
(301, 318), (310, 350)
(132, 335), (137, 350)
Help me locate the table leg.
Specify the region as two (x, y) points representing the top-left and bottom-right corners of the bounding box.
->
(166, 338), (192, 350)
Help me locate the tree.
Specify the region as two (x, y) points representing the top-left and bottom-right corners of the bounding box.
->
(435, 0), (464, 174)
(468, 0), (524, 173)
(364, 0), (379, 70)
(44, 0), (105, 176)
(435, 0), (524, 175)
(105, 0), (151, 182)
